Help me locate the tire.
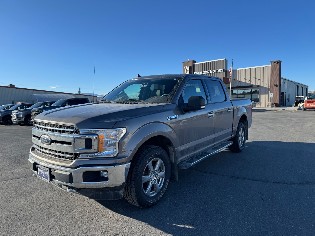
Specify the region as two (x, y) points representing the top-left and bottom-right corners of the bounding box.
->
(124, 145), (171, 208)
(229, 121), (247, 153)
(3, 116), (13, 125)
(24, 116), (31, 126)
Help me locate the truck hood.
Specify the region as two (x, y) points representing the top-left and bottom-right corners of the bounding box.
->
(35, 103), (174, 129)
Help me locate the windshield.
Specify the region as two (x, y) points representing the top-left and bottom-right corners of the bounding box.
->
(51, 99), (66, 107)
(29, 102), (44, 109)
(308, 95), (315, 99)
(103, 77), (183, 104)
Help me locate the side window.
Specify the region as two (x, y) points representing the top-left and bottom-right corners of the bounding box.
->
(205, 80), (226, 103)
(180, 80), (207, 104)
(124, 84), (142, 100)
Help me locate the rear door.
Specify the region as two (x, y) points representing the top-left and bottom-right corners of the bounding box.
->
(204, 79), (233, 144)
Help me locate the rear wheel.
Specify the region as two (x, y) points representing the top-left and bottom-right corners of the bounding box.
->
(124, 145), (171, 208)
(229, 121), (247, 153)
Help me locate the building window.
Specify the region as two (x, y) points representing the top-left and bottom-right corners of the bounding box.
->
(296, 85), (299, 96)
(231, 88), (259, 103)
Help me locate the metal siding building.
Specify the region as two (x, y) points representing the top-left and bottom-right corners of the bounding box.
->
(182, 59), (308, 108)
(0, 86), (94, 105)
(281, 78), (308, 106)
(235, 65), (271, 107)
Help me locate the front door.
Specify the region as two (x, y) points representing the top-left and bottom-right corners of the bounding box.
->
(171, 79), (215, 162)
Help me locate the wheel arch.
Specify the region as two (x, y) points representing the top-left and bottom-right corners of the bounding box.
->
(123, 122), (178, 180)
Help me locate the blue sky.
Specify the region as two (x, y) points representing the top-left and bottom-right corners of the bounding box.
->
(0, 0), (314, 95)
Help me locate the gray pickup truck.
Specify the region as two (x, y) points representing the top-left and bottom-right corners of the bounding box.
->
(29, 74), (252, 207)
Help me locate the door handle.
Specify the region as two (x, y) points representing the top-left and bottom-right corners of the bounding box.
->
(208, 112), (214, 118)
(227, 108), (232, 112)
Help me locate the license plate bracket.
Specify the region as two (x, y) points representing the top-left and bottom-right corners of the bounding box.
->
(37, 166), (50, 182)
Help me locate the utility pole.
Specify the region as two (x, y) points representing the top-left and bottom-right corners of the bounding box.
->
(229, 59), (233, 98)
(93, 66), (95, 103)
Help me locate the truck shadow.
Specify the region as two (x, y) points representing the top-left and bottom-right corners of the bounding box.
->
(96, 141), (315, 235)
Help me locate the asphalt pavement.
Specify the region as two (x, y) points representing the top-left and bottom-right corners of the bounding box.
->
(0, 110), (314, 235)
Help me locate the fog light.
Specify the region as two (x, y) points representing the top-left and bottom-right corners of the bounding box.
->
(100, 171), (108, 178)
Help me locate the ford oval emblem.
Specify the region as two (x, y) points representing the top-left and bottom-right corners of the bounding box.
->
(40, 134), (52, 145)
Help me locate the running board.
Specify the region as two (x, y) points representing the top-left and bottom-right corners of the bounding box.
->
(178, 141), (233, 169)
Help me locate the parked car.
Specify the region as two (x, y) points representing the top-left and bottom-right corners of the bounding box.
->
(304, 95), (315, 110)
(12, 101), (55, 126)
(31, 97), (90, 121)
(0, 103), (33, 125)
(0, 104), (14, 111)
(29, 74), (252, 207)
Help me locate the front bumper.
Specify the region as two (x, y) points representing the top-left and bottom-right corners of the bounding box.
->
(12, 116), (24, 124)
(29, 152), (130, 190)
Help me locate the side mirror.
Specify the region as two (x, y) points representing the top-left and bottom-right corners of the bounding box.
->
(184, 96), (205, 112)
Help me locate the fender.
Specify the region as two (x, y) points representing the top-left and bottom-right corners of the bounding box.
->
(233, 106), (248, 135)
(122, 122), (179, 162)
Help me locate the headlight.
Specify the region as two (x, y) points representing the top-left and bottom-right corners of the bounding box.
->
(80, 128), (126, 157)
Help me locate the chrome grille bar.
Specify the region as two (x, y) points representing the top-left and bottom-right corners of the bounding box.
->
(33, 120), (78, 134)
(34, 144), (77, 160)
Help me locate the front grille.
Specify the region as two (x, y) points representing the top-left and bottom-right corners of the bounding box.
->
(34, 144), (78, 161)
(33, 120), (79, 134)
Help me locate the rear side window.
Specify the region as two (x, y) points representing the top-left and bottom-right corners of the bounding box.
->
(205, 80), (226, 103)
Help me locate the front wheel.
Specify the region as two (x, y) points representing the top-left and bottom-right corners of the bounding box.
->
(229, 121), (247, 153)
(24, 116), (32, 126)
(2, 116), (13, 125)
(124, 145), (171, 208)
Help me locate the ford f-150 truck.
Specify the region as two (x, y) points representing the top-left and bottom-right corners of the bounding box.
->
(29, 74), (252, 207)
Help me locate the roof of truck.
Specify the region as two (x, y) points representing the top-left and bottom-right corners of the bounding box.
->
(132, 74), (220, 80)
